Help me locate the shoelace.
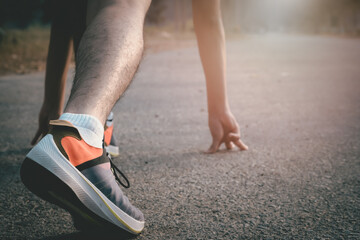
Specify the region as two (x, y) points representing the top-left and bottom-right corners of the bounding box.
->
(107, 153), (130, 188)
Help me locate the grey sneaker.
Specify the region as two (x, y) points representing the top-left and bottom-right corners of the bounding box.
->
(20, 120), (144, 234)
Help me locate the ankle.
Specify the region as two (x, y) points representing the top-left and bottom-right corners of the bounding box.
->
(59, 113), (104, 148)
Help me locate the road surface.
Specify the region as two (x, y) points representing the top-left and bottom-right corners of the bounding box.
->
(1, 35), (360, 239)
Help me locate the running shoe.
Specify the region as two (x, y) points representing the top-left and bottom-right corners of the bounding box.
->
(20, 120), (144, 234)
(104, 112), (119, 157)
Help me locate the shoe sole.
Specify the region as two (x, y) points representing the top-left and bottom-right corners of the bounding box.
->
(20, 134), (144, 234)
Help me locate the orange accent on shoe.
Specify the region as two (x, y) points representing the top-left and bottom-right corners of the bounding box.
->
(104, 125), (113, 146)
(61, 136), (103, 167)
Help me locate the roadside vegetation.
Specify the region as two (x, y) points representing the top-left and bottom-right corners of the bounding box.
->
(0, 25), (198, 76)
(0, 26), (50, 75)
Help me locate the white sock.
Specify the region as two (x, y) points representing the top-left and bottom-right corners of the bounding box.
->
(59, 113), (104, 148)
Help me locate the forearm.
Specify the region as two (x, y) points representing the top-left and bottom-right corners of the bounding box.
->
(43, 19), (73, 114)
(192, 0), (230, 115)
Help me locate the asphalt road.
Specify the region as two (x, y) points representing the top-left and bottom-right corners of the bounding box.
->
(1, 34), (360, 239)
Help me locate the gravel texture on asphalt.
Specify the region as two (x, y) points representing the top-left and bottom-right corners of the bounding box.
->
(1, 35), (360, 239)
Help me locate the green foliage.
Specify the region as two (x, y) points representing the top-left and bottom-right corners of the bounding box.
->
(0, 26), (50, 75)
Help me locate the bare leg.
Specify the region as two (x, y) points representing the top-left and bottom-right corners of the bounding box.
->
(65, 0), (151, 124)
(23, 1), (150, 233)
(31, 5), (74, 145)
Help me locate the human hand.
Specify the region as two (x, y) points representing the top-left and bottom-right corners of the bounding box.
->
(31, 104), (61, 145)
(207, 111), (248, 153)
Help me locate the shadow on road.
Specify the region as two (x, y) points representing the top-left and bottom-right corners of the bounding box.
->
(39, 230), (139, 240)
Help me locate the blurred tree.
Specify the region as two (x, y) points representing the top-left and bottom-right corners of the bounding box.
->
(0, 0), (44, 28)
(221, 0), (237, 31)
(0, 0), (358, 34)
(146, 0), (166, 24)
(174, 0), (188, 31)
